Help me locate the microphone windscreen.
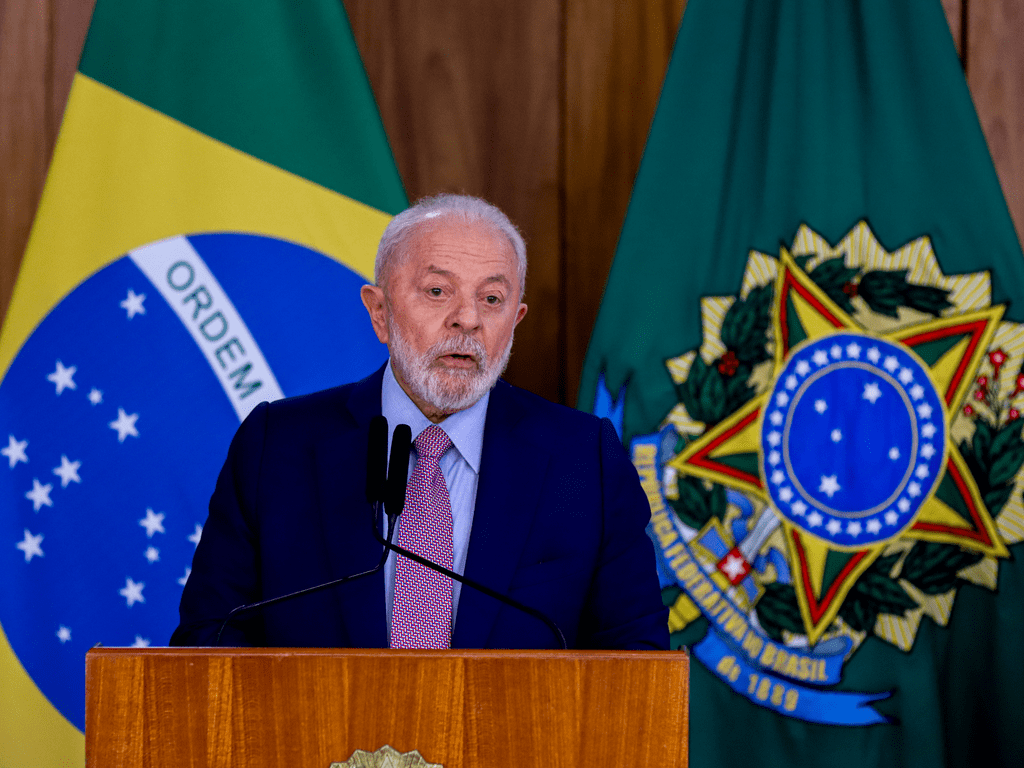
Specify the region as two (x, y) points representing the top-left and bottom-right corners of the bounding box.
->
(386, 423), (412, 517)
(366, 415), (388, 505)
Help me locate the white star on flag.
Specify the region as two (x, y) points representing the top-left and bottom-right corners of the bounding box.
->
(898, 498), (911, 512)
(814, 399), (828, 413)
(917, 403), (933, 419)
(779, 487), (794, 502)
(2, 435), (28, 468)
(889, 447), (900, 460)
(883, 356), (900, 372)
(908, 482), (922, 497)
(885, 510), (899, 525)
(770, 411), (784, 426)
(812, 350), (829, 366)
(139, 508), (165, 537)
(56, 626), (72, 644)
(178, 567), (191, 587)
(921, 444), (936, 459)
(120, 289), (147, 319)
(915, 465), (930, 479)
(826, 519), (842, 535)
(188, 523), (203, 547)
(52, 455), (81, 487)
(846, 342), (862, 359)
(867, 347), (881, 363)
(831, 429), (843, 442)
(88, 388), (104, 405)
(785, 375), (798, 390)
(863, 382), (882, 403)
(771, 470), (785, 485)
(144, 546), (160, 563)
(720, 553), (747, 581)
(922, 423), (937, 438)
(16, 529), (44, 562)
(768, 450), (781, 466)
(910, 384), (925, 400)
(47, 360), (78, 394)
(867, 519), (882, 534)
(767, 431), (782, 447)
(898, 368), (914, 385)
(792, 500), (808, 516)
(830, 344), (842, 359)
(132, 636), (151, 648)
(120, 578), (145, 607)
(26, 478), (53, 511)
(807, 511), (824, 527)
(775, 393), (789, 407)
(847, 521), (862, 536)
(819, 475), (841, 498)
(795, 360), (811, 376)
(109, 408), (140, 442)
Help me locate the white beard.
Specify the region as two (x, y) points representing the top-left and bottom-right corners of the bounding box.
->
(387, 319), (514, 414)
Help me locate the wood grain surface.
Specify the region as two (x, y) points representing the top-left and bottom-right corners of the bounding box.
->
(0, 0), (1019, 405)
(85, 647), (690, 768)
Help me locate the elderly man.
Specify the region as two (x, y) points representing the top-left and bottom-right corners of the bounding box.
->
(172, 194), (667, 650)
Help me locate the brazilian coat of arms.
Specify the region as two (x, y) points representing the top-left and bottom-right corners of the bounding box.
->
(612, 222), (1024, 725)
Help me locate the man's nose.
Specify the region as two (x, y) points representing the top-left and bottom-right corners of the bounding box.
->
(448, 296), (481, 331)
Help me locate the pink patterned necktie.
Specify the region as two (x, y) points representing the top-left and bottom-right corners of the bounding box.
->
(391, 424), (454, 649)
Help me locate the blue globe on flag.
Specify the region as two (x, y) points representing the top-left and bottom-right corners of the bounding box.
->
(0, 233), (387, 729)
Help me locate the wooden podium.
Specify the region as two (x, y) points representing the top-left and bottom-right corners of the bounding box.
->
(85, 647), (688, 767)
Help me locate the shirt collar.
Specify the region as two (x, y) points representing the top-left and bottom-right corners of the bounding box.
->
(381, 359), (489, 473)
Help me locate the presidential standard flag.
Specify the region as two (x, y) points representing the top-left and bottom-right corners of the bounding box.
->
(581, 1), (1024, 765)
(0, 1), (406, 764)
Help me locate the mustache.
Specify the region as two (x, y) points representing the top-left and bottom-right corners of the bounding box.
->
(427, 334), (488, 364)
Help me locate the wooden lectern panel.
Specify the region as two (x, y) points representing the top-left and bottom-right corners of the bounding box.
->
(86, 647), (688, 767)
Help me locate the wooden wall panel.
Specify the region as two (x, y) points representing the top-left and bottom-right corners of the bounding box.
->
(966, 0), (1024, 249)
(344, 0), (563, 402)
(0, 0), (52, 334)
(563, 0), (686, 405)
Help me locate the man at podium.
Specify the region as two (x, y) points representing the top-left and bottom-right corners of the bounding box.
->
(171, 194), (669, 651)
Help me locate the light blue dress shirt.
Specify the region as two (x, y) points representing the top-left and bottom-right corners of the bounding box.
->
(381, 360), (488, 641)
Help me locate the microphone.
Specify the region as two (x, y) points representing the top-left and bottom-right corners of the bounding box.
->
(385, 423), (412, 530)
(378, 430), (567, 650)
(212, 415), (396, 646)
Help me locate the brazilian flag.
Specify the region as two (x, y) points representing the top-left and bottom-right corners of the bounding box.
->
(581, 0), (1024, 765)
(0, 1), (405, 764)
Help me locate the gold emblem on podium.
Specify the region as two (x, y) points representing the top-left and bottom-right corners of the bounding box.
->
(331, 744), (443, 768)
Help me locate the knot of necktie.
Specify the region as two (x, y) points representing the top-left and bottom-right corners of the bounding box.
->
(415, 424), (452, 461)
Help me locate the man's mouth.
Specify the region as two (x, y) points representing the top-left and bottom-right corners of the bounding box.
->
(437, 352), (479, 369)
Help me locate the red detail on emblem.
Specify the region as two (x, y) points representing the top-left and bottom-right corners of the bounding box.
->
(989, 348), (1008, 374)
(717, 547), (752, 584)
(688, 408), (763, 489)
(899, 319), (990, 406)
(842, 281), (859, 298)
(718, 350), (740, 377)
(964, 405), (974, 415)
(789, 529), (870, 625)
(1010, 408), (1020, 421)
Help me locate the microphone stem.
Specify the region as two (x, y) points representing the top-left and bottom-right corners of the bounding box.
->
(214, 502), (393, 646)
(375, 514), (568, 650)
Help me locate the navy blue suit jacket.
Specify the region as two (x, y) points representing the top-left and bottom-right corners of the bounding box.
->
(171, 366), (668, 649)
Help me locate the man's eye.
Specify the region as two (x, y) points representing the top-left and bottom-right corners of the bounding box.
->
(428, 287), (443, 297)
(485, 295), (501, 305)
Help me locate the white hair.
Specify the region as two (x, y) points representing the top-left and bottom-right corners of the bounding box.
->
(374, 193), (527, 299)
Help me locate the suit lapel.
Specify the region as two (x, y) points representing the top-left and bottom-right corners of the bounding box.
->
(453, 381), (551, 648)
(313, 366), (388, 648)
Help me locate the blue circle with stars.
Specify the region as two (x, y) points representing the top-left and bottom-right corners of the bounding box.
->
(760, 332), (947, 548)
(0, 233), (388, 730)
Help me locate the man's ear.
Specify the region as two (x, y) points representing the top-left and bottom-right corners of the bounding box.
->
(360, 284), (389, 344)
(514, 302), (528, 327)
